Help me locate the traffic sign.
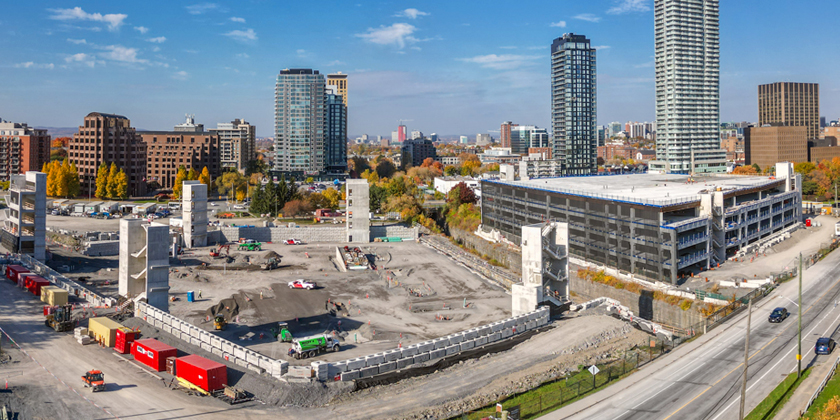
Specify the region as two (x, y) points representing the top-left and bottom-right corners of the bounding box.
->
(588, 365), (600, 376)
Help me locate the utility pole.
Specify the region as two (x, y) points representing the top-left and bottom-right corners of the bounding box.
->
(739, 298), (752, 420)
(798, 252), (803, 378)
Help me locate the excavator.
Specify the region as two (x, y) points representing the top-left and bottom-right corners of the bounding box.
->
(82, 370), (106, 392)
(45, 304), (74, 332)
(210, 244), (230, 258)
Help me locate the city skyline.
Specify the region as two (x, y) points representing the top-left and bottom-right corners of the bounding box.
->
(1, 1), (839, 137)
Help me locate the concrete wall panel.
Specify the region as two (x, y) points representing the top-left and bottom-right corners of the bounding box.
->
(460, 339), (475, 350)
(400, 346), (418, 358)
(365, 354), (385, 367)
(378, 361), (396, 374)
(445, 344), (460, 356)
(211, 348), (223, 357)
(162, 325), (172, 334)
(413, 353), (430, 363)
(433, 338), (450, 349)
(475, 336), (488, 346)
(341, 370), (360, 381)
(360, 366), (379, 378)
(447, 334), (464, 344)
(383, 350), (400, 362)
(396, 357), (413, 369)
(430, 349), (446, 360)
(201, 343), (212, 352)
(417, 341), (434, 353)
(347, 358), (366, 370)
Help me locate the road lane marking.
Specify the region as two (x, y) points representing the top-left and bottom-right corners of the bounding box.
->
(610, 409), (630, 420)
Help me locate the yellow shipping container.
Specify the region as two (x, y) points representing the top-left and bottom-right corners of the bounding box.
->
(88, 317), (124, 347)
(40, 286), (69, 306)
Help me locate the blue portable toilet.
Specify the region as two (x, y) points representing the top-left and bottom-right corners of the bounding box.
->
(187, 291), (195, 302)
(333, 179), (340, 186)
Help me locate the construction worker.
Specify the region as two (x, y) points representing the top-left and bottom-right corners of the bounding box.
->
(198, 290), (202, 299)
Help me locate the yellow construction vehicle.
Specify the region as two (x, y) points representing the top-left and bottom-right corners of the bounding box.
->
(214, 315), (226, 331)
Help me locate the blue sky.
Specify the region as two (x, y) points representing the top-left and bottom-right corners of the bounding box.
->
(1, 0), (837, 138)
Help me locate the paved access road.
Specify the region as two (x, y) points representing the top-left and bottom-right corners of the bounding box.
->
(544, 246), (840, 420)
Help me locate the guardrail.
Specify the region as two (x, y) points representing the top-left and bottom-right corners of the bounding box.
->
(804, 354), (840, 415)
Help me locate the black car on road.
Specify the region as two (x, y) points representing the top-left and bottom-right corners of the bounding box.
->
(816, 337), (836, 355)
(768, 307), (789, 323)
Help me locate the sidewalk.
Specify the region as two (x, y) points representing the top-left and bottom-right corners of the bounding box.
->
(774, 356), (839, 419)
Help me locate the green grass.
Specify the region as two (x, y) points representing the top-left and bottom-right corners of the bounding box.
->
(453, 356), (645, 420)
(803, 364), (840, 419)
(745, 367), (811, 420)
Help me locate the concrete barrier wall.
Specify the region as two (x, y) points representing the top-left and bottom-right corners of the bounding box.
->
(217, 226), (345, 244)
(82, 240), (120, 256)
(136, 301), (288, 378)
(370, 225), (419, 241)
(332, 306), (550, 382)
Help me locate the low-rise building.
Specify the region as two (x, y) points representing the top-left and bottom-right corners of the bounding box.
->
(480, 162), (801, 284)
(433, 176), (480, 197)
(518, 158), (562, 180)
(478, 148), (521, 165)
(139, 115), (220, 189)
(436, 156), (460, 166)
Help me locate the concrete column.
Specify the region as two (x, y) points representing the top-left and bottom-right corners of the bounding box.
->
(183, 181), (207, 248)
(346, 179), (370, 243)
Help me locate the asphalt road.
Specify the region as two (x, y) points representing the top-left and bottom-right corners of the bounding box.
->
(544, 245), (840, 420)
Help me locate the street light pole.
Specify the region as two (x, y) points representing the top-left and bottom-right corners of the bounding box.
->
(739, 298), (752, 420)
(798, 252), (803, 378)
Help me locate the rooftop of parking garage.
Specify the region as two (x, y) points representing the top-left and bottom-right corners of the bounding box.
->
(486, 173), (785, 207)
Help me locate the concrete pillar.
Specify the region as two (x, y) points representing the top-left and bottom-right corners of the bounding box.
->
(346, 179), (370, 243)
(183, 181), (208, 248)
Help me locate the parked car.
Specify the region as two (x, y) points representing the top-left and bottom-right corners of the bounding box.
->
(768, 307), (789, 323)
(816, 337), (836, 355)
(285, 239), (303, 245)
(288, 280), (316, 290)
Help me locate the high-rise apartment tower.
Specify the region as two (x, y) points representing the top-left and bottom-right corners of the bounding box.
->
(274, 69), (326, 175)
(650, 0), (726, 174)
(551, 33), (597, 176)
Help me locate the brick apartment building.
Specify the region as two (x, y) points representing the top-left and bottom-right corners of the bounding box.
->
(69, 113), (147, 197)
(139, 116), (220, 189)
(744, 126), (807, 170)
(597, 144), (635, 161)
(0, 121), (50, 181)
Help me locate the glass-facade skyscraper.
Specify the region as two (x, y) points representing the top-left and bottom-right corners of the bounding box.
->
(325, 85), (347, 174)
(551, 33), (597, 176)
(274, 69), (325, 175)
(650, 0), (726, 174)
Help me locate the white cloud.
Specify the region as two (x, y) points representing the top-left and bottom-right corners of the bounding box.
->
(151, 46), (161, 52)
(607, 0), (650, 14)
(355, 23), (417, 49)
(147, 36), (166, 43)
(574, 14), (602, 23)
(186, 3), (219, 15)
(394, 8), (429, 19)
(526, 46), (545, 50)
(65, 53), (96, 68)
(14, 62), (55, 69)
(224, 28), (257, 42)
(48, 7), (127, 31)
(592, 45), (611, 50)
(550, 21), (567, 28)
(499, 46), (517, 50)
(459, 54), (542, 70)
(99, 45), (147, 63)
(236, 53), (249, 58)
(67, 38), (87, 44)
(172, 70), (189, 80)
(230, 17), (246, 23)
(134, 26), (148, 34)
(327, 60), (345, 66)
(296, 49), (309, 57)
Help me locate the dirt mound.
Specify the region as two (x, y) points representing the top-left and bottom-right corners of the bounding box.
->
(206, 297), (241, 320)
(261, 250), (281, 261)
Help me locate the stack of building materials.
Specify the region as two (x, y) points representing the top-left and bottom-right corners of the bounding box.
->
(75, 327), (92, 345)
(311, 361), (328, 382)
(40, 285), (69, 306)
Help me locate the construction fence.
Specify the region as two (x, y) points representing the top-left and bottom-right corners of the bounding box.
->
(453, 338), (676, 420)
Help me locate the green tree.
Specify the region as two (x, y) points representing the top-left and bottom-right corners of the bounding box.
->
(106, 163), (119, 198)
(173, 166), (187, 199)
(114, 169), (128, 199)
(369, 184), (387, 213)
(214, 171), (247, 201)
(187, 167), (198, 181)
(66, 162), (81, 198)
(349, 156), (371, 177)
(95, 162), (109, 199)
(198, 166), (211, 186)
(244, 159), (268, 177)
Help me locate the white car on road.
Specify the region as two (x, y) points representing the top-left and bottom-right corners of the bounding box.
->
(288, 279), (316, 290)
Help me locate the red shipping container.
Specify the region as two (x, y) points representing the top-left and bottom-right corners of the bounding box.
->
(27, 277), (50, 296)
(6, 265), (29, 282)
(115, 328), (139, 354)
(176, 355), (227, 392)
(132, 339), (177, 372)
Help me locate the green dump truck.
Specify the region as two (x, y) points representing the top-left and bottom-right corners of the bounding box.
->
(289, 334), (340, 359)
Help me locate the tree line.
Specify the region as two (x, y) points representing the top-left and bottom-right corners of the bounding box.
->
(42, 159), (81, 198)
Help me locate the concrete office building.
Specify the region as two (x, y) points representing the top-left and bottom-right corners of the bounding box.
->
(1, 171), (46, 261)
(649, 0), (727, 174)
(119, 219), (170, 311)
(509, 126), (549, 155)
(759, 82), (820, 141)
(411, 131), (423, 140)
(274, 69), (326, 175)
(480, 162), (801, 284)
(325, 86), (348, 174)
(182, 181), (207, 248)
(0, 121), (50, 181)
(477, 133), (492, 146)
(210, 119), (256, 171)
(744, 126), (807, 170)
(346, 179), (369, 243)
(501, 122), (517, 149)
(551, 33), (597, 176)
(400, 138), (436, 168)
(139, 116), (220, 189)
(326, 72), (348, 106)
(69, 112), (147, 197)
